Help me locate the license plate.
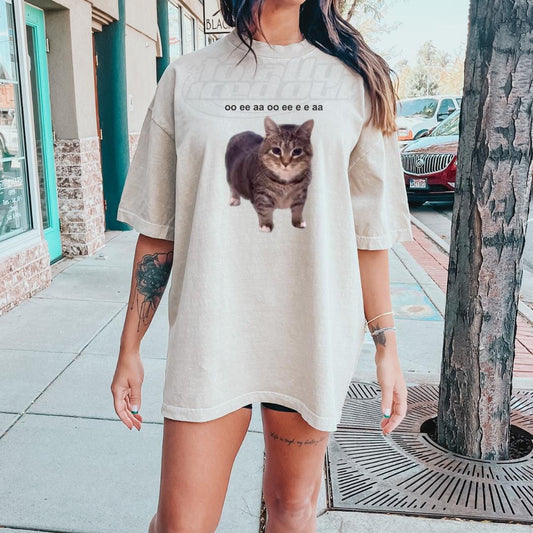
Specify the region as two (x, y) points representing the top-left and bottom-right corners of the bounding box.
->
(409, 178), (428, 189)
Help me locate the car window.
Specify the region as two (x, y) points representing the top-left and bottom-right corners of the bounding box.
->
(397, 98), (438, 119)
(438, 98), (455, 116)
(431, 110), (460, 136)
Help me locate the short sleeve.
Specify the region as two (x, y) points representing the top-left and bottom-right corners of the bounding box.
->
(347, 98), (414, 250)
(116, 66), (177, 241)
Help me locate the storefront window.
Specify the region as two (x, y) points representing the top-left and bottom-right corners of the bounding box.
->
(0, 0), (31, 242)
(182, 13), (195, 54)
(168, 3), (182, 61)
(197, 26), (206, 49)
(168, 2), (201, 59)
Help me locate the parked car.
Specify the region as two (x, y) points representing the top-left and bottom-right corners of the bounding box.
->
(397, 95), (462, 149)
(401, 108), (460, 206)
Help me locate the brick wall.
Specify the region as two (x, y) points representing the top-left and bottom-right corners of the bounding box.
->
(0, 240), (51, 317)
(54, 137), (106, 256)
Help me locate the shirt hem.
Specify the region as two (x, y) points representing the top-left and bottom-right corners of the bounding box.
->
(355, 227), (414, 250)
(161, 392), (340, 432)
(117, 207), (174, 241)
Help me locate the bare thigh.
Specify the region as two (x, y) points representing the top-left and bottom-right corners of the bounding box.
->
(151, 407), (252, 533)
(261, 406), (330, 532)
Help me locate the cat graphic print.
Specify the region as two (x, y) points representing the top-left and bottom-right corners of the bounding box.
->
(225, 116), (314, 232)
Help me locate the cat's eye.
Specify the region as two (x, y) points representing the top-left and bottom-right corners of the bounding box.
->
(292, 148), (303, 156)
(271, 147), (282, 155)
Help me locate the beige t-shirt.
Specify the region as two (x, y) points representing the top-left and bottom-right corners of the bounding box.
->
(117, 28), (413, 432)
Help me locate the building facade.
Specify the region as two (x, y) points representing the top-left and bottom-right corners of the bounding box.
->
(0, 0), (212, 316)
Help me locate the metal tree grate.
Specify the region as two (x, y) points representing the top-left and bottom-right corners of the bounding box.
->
(326, 381), (533, 523)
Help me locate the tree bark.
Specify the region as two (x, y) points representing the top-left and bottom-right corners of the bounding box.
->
(436, 0), (533, 460)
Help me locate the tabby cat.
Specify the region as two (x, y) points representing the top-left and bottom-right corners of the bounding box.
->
(225, 116), (314, 232)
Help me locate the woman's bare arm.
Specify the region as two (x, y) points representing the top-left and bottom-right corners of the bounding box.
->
(358, 248), (407, 435)
(111, 233), (174, 431)
(357, 249), (396, 352)
(120, 234), (174, 353)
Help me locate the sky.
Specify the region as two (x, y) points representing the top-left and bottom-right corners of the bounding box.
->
(372, 0), (471, 68)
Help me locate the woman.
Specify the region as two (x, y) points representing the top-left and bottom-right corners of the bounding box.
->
(111, 0), (412, 530)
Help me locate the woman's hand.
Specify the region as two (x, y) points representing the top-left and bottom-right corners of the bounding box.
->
(111, 351), (144, 431)
(375, 347), (408, 436)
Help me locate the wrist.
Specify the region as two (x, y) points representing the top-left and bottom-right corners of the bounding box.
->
(374, 340), (399, 358)
(119, 339), (141, 356)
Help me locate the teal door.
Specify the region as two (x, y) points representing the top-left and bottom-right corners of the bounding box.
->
(25, 4), (61, 262)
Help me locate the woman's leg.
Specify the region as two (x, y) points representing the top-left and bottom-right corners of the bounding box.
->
(149, 407), (252, 533)
(260, 406), (330, 533)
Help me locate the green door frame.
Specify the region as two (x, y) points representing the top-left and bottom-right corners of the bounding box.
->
(25, 3), (61, 261)
(94, 0), (130, 231)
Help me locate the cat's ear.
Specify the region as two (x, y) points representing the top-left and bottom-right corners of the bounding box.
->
(264, 116), (280, 136)
(296, 119), (314, 138)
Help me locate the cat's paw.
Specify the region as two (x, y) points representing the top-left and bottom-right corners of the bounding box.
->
(259, 224), (273, 233)
(229, 196), (241, 206)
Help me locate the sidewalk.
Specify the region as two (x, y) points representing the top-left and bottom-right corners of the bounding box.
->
(0, 225), (532, 532)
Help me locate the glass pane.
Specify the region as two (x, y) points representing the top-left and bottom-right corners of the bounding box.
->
(182, 13), (194, 55)
(0, 0), (16, 82)
(26, 24), (48, 228)
(431, 110), (460, 137)
(438, 98), (453, 115)
(168, 3), (182, 61)
(0, 0), (32, 242)
(397, 98), (438, 118)
(197, 26), (205, 49)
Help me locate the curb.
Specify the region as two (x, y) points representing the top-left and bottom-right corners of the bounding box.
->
(409, 214), (533, 326)
(392, 239), (446, 318)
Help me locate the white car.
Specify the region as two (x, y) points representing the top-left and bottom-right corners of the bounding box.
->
(396, 95), (462, 149)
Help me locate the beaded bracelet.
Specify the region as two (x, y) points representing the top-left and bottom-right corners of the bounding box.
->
(370, 326), (396, 337)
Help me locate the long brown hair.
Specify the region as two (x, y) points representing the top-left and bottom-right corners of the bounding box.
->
(220, 0), (400, 135)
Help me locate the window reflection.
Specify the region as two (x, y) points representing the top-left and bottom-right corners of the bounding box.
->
(168, 3), (182, 61)
(0, 0), (32, 241)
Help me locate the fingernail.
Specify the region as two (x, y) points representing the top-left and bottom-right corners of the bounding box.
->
(131, 405), (139, 414)
(383, 408), (391, 418)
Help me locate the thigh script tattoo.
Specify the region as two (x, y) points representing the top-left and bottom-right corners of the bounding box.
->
(269, 431), (328, 447)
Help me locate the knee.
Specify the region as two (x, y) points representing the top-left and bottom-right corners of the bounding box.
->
(264, 491), (317, 526)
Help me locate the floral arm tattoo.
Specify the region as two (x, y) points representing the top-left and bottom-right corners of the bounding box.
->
(130, 251), (173, 332)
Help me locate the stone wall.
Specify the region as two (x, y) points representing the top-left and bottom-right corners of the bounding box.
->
(54, 137), (106, 256)
(0, 240), (51, 317)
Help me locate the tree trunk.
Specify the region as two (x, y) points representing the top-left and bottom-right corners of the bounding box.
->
(436, 0), (533, 460)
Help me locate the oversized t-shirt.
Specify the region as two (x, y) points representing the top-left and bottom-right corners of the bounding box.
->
(116, 28), (413, 432)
